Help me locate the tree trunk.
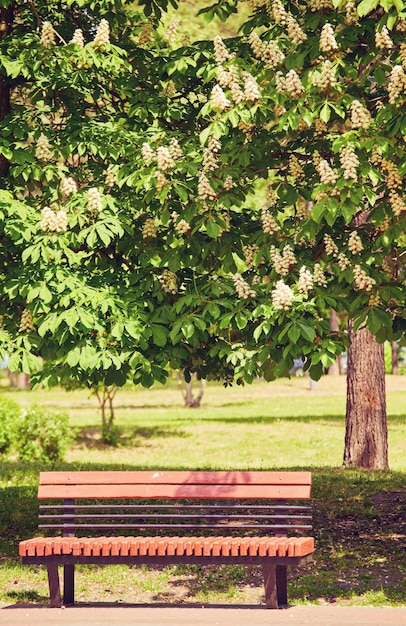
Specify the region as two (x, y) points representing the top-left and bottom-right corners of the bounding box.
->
(343, 319), (388, 470)
(0, 4), (15, 176)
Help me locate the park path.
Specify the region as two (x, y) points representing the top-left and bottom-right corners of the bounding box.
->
(1, 604), (406, 626)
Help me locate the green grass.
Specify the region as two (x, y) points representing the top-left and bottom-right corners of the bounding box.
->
(0, 375), (405, 607)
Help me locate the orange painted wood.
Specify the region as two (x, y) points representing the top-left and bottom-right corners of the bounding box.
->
(19, 535), (315, 559)
(39, 470), (312, 487)
(37, 483), (311, 500)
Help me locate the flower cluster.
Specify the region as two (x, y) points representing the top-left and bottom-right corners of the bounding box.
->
(313, 60), (337, 90)
(40, 22), (55, 48)
(271, 0), (287, 24)
(223, 175), (234, 190)
(337, 253), (351, 271)
(382, 159), (402, 190)
(297, 266), (314, 295)
(158, 269), (178, 294)
(244, 73), (260, 101)
(270, 244), (296, 275)
(87, 187), (103, 213)
(345, 2), (358, 24)
(317, 159), (337, 184)
(313, 263), (328, 287)
(40, 206), (68, 232)
(353, 265), (376, 292)
(164, 18), (180, 45)
(389, 191), (406, 216)
(400, 43), (406, 70)
(198, 172), (217, 201)
(35, 135), (53, 161)
(286, 15), (307, 44)
(138, 23), (152, 47)
(203, 136), (221, 172)
(169, 138), (183, 160)
(289, 155), (304, 180)
(233, 274), (256, 299)
(248, 33), (285, 68)
(310, 0), (332, 10)
(211, 84), (230, 110)
(243, 244), (260, 268)
(105, 165), (117, 188)
(368, 293), (381, 307)
(314, 118), (327, 136)
(171, 212), (190, 234)
(142, 217), (157, 239)
(387, 65), (406, 104)
(340, 146), (359, 180)
(155, 171), (167, 192)
(375, 25), (393, 49)
(348, 231), (363, 254)
(350, 100), (371, 129)
(324, 234), (338, 256)
(61, 176), (77, 196)
(285, 70), (304, 97)
(261, 207), (280, 234)
(94, 19), (110, 48)
(213, 35), (233, 64)
(157, 146), (175, 171)
(19, 309), (35, 333)
(319, 24), (338, 52)
(70, 29), (84, 47)
(142, 142), (155, 165)
(271, 280), (295, 310)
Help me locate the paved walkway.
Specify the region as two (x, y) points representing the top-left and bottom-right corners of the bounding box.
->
(1, 604), (406, 626)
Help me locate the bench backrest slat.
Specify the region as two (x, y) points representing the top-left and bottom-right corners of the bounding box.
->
(38, 471), (312, 501)
(38, 483), (310, 500)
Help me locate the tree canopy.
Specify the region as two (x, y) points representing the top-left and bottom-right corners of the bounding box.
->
(0, 0), (405, 392)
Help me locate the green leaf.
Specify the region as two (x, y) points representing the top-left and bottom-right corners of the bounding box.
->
(288, 323), (301, 343)
(320, 102), (331, 123)
(298, 322), (316, 342)
(357, 0), (379, 16)
(151, 324), (168, 347)
(206, 218), (221, 238)
(235, 311), (248, 330)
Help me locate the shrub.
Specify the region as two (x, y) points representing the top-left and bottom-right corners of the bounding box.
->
(0, 395), (22, 453)
(14, 405), (72, 463)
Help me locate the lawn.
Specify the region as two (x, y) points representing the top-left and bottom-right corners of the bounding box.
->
(0, 375), (405, 607)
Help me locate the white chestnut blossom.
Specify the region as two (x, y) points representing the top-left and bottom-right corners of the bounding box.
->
(319, 24), (338, 52)
(94, 19), (110, 48)
(87, 188), (103, 213)
(233, 274), (256, 299)
(271, 280), (295, 310)
(40, 22), (55, 48)
(70, 29), (84, 47)
(211, 84), (230, 110)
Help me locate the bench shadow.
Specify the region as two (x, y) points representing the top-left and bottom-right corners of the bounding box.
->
(1, 601), (280, 610)
(75, 425), (189, 449)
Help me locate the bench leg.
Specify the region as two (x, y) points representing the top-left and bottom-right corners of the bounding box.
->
(47, 564), (61, 608)
(262, 564), (278, 608)
(63, 564), (75, 605)
(276, 564), (288, 607)
(262, 564), (288, 608)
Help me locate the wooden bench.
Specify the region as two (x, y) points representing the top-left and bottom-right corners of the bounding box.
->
(19, 470), (314, 609)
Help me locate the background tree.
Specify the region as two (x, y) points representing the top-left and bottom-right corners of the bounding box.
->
(0, 0), (405, 462)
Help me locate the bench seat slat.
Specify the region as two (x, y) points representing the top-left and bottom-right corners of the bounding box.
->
(38, 484), (311, 500)
(20, 536), (315, 558)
